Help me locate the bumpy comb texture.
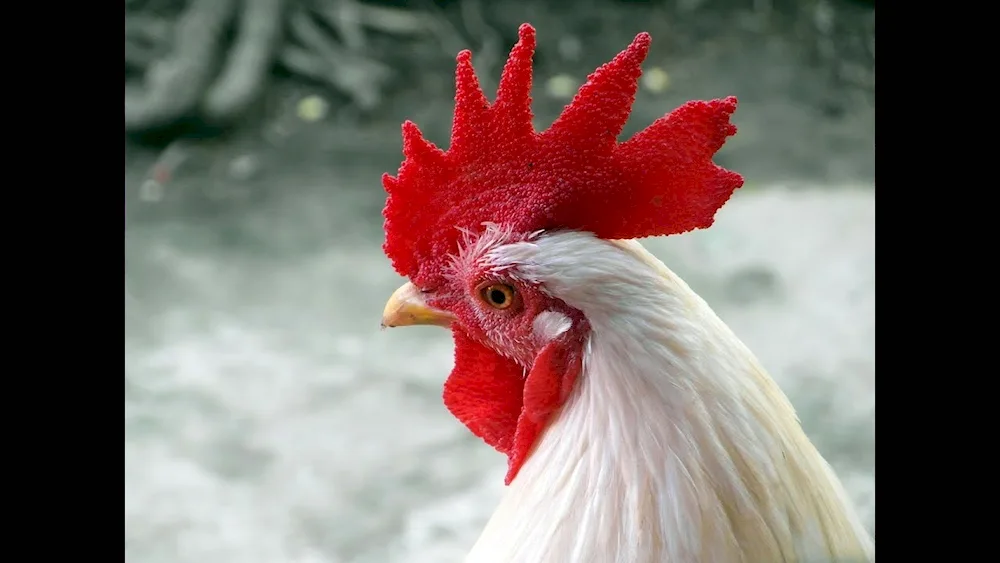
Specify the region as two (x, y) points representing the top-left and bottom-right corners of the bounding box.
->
(383, 23), (743, 288)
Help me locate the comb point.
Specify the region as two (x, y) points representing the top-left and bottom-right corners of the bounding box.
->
(494, 20), (538, 137)
(401, 120), (442, 162)
(381, 172), (397, 192)
(631, 32), (652, 51)
(517, 23), (536, 42)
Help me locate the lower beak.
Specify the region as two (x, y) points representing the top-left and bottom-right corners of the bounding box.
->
(381, 281), (455, 328)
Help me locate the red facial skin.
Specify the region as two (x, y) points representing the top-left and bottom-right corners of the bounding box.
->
(425, 248), (589, 485)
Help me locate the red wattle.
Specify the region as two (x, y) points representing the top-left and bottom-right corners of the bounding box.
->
(443, 328), (584, 485)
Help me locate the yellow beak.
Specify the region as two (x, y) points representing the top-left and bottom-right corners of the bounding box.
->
(381, 281), (455, 329)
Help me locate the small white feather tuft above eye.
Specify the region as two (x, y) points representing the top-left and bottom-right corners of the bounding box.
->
(533, 310), (572, 343)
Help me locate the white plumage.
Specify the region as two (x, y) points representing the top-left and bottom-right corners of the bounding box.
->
(459, 230), (875, 563)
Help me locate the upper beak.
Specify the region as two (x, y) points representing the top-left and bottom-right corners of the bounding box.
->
(381, 281), (455, 329)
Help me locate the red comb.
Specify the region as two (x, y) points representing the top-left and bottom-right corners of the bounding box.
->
(382, 24), (743, 287)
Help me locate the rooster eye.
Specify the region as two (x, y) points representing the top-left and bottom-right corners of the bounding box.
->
(479, 284), (516, 310)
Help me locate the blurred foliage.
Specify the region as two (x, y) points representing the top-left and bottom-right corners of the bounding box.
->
(125, 0), (874, 224)
(125, 0), (874, 140)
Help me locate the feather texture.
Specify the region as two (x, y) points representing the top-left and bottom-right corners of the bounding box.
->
(462, 232), (875, 563)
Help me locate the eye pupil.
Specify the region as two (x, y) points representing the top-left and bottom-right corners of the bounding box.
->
(479, 284), (515, 310)
(489, 289), (507, 305)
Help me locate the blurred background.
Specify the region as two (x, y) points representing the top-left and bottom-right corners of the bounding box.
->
(124, 0), (876, 561)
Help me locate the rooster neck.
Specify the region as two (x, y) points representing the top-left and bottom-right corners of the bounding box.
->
(464, 235), (873, 563)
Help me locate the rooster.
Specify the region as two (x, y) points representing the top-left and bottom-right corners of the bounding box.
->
(379, 24), (874, 563)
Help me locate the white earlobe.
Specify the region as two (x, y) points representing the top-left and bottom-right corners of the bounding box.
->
(533, 310), (572, 343)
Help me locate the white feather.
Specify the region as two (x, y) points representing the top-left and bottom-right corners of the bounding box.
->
(462, 231), (874, 563)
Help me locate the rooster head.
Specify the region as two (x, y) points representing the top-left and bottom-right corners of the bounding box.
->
(380, 23), (743, 484)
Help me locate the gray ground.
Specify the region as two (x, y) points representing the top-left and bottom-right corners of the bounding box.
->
(125, 2), (875, 561)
